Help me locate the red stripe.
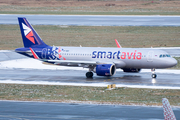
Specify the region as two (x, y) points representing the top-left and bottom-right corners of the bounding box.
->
(115, 39), (121, 48)
(30, 48), (39, 59)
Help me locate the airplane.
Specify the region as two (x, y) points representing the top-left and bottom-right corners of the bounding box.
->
(15, 17), (177, 78)
(162, 98), (176, 120)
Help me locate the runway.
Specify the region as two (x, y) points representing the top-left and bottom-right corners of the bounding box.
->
(1, 14), (180, 26)
(0, 54), (180, 119)
(0, 100), (180, 120)
(0, 49), (180, 89)
(0, 51), (180, 89)
(0, 57), (180, 89)
(1, 59), (180, 120)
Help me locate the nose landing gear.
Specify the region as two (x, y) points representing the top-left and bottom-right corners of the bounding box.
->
(151, 69), (157, 78)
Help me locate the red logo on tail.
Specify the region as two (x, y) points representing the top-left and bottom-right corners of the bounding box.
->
(22, 23), (35, 44)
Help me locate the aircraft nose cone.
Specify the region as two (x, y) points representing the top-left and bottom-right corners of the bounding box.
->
(168, 58), (177, 67)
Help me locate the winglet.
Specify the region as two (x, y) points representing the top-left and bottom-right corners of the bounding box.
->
(162, 98), (176, 120)
(30, 48), (39, 59)
(115, 39), (122, 48)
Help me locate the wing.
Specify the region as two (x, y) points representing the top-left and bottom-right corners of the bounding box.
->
(44, 59), (126, 68)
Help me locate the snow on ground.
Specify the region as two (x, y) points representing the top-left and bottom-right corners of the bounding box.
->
(0, 58), (87, 71)
(0, 50), (13, 52)
(0, 79), (180, 90)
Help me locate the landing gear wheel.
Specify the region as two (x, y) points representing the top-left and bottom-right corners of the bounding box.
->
(151, 68), (157, 78)
(152, 74), (157, 78)
(86, 72), (93, 78)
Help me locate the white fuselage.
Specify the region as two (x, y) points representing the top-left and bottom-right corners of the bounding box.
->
(43, 46), (177, 69)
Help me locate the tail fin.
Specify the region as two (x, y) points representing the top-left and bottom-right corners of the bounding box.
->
(162, 98), (176, 120)
(18, 17), (48, 48)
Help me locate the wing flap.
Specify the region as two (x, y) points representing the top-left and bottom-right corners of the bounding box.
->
(45, 59), (126, 68)
(47, 60), (96, 65)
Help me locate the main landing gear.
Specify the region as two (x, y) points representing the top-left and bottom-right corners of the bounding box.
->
(86, 67), (94, 78)
(86, 72), (93, 78)
(151, 68), (157, 78)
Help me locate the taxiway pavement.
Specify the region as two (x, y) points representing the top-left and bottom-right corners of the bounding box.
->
(0, 100), (180, 120)
(0, 67), (180, 89)
(0, 52), (180, 119)
(0, 51), (180, 89)
(1, 14), (180, 26)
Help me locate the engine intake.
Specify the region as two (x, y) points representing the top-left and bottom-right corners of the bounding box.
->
(95, 64), (116, 76)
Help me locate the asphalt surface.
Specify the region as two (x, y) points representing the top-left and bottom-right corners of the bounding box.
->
(0, 67), (180, 89)
(0, 51), (180, 89)
(1, 14), (180, 26)
(0, 53), (180, 119)
(0, 101), (180, 120)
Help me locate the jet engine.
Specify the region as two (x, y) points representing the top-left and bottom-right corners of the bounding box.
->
(122, 68), (141, 73)
(95, 64), (116, 76)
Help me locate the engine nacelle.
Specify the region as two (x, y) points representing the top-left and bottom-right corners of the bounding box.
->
(95, 64), (116, 76)
(122, 68), (141, 73)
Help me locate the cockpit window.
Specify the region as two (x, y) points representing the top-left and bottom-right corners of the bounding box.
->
(159, 54), (171, 58)
(166, 54), (171, 57)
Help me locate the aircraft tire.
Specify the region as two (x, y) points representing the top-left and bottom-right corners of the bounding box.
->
(86, 72), (93, 78)
(152, 74), (157, 78)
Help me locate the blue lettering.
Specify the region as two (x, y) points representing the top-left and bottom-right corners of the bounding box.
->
(92, 50), (121, 59)
(92, 51), (97, 58)
(117, 51), (121, 59)
(107, 52), (112, 59)
(97, 51), (106, 58)
(113, 52), (117, 59)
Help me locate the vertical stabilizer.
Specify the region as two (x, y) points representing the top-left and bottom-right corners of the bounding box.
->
(18, 17), (48, 48)
(162, 98), (176, 120)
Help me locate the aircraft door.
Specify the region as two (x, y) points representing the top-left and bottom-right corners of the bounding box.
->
(42, 48), (47, 59)
(147, 51), (154, 62)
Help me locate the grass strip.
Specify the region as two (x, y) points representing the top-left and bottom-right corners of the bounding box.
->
(0, 84), (180, 106)
(1, 11), (180, 16)
(0, 25), (180, 50)
(1, 1), (180, 15)
(1, 25), (180, 68)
